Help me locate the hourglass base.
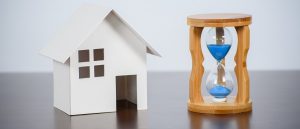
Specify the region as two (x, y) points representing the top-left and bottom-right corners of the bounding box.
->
(188, 97), (252, 114)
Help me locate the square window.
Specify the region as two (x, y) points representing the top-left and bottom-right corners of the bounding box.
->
(79, 66), (90, 78)
(94, 65), (104, 77)
(78, 50), (89, 62)
(93, 49), (104, 61)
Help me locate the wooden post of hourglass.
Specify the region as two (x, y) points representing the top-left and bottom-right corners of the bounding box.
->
(187, 13), (252, 114)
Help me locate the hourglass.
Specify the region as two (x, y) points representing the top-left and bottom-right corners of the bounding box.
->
(187, 13), (252, 114)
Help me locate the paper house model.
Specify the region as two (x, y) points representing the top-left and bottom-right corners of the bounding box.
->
(40, 5), (160, 115)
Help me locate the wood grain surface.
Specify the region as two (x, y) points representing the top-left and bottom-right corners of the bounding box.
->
(0, 72), (300, 129)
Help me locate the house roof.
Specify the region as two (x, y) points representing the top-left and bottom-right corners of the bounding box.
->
(40, 5), (160, 63)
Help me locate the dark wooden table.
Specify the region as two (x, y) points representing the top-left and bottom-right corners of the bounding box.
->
(1, 71), (300, 129)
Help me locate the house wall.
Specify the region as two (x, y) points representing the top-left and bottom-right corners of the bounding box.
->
(126, 75), (138, 104)
(53, 59), (71, 114)
(69, 12), (147, 115)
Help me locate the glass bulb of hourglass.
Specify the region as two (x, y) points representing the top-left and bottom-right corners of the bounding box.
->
(205, 27), (233, 102)
(206, 27), (232, 62)
(206, 64), (234, 102)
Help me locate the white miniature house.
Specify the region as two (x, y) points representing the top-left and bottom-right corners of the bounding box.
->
(40, 5), (160, 115)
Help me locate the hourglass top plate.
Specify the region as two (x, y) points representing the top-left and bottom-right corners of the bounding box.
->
(187, 13), (252, 27)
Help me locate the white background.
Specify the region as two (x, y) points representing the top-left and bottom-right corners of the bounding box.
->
(1, 0), (300, 72)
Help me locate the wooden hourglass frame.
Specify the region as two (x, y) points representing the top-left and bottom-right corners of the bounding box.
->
(187, 13), (252, 114)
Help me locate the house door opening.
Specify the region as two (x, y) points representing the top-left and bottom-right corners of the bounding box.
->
(116, 75), (137, 111)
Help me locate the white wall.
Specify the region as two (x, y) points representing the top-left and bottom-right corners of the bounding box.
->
(68, 12), (147, 114)
(1, 0), (300, 72)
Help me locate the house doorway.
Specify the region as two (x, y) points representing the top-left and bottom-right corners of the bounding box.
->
(116, 75), (137, 111)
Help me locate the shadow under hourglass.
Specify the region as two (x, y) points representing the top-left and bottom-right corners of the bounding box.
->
(188, 111), (252, 129)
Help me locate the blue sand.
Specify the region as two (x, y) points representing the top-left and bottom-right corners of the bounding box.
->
(207, 44), (231, 62)
(209, 85), (231, 98)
